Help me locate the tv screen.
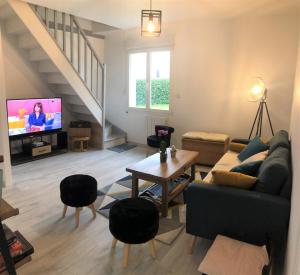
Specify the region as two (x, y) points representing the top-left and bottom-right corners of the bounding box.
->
(6, 98), (62, 138)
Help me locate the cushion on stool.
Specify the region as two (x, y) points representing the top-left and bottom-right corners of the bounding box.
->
(109, 198), (159, 244)
(60, 174), (97, 208)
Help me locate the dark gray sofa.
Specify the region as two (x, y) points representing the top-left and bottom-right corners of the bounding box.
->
(185, 130), (292, 271)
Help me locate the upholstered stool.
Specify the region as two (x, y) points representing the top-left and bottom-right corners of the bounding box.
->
(60, 174), (97, 228)
(109, 198), (159, 267)
(182, 131), (230, 165)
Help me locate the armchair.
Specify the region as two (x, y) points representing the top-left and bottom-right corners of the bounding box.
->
(147, 125), (174, 150)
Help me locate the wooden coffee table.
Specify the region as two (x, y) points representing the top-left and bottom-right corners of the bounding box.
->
(126, 149), (199, 217)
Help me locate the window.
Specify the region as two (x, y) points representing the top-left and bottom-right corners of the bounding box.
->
(129, 50), (171, 111)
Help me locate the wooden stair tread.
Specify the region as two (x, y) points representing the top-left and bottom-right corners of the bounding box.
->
(104, 133), (126, 142)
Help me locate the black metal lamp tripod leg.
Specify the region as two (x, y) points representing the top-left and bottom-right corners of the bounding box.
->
(255, 102), (263, 137)
(249, 102), (262, 139)
(264, 102), (274, 136)
(249, 101), (274, 139)
(259, 102), (264, 137)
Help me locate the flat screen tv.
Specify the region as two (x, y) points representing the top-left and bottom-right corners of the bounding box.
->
(6, 97), (62, 139)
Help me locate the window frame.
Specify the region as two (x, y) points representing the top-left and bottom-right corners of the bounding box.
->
(127, 47), (172, 113)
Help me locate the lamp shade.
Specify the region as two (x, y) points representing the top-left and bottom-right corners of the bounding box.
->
(141, 10), (161, 37)
(247, 77), (266, 102)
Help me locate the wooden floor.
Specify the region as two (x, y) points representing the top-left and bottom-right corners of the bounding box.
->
(3, 147), (210, 275)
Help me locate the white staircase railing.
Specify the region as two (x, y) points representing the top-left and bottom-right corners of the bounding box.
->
(31, 4), (106, 127)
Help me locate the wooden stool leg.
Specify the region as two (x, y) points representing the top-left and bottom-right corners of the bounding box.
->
(112, 238), (118, 248)
(80, 141), (84, 152)
(148, 239), (156, 259)
(62, 205), (68, 218)
(189, 235), (198, 254)
(123, 244), (130, 268)
(75, 208), (81, 228)
(88, 204), (97, 219)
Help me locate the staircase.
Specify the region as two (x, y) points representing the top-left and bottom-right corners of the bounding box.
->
(104, 121), (126, 149)
(0, 0), (126, 149)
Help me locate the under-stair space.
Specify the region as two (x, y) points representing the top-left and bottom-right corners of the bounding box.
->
(0, 0), (127, 149)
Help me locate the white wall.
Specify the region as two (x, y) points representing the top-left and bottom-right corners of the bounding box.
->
(286, 23), (300, 275)
(0, 25), (12, 187)
(105, 12), (299, 146)
(89, 36), (104, 62)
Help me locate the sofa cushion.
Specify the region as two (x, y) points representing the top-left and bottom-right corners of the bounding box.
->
(268, 130), (290, 155)
(212, 170), (257, 190)
(238, 136), (269, 162)
(256, 147), (290, 195)
(203, 150), (241, 184)
(241, 150), (268, 164)
(230, 161), (263, 176)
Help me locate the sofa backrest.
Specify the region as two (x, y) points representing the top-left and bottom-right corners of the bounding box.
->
(268, 130), (290, 155)
(256, 130), (291, 199)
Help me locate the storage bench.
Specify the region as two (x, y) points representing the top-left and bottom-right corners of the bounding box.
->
(181, 131), (229, 166)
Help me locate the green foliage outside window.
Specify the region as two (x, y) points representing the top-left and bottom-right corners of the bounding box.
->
(136, 79), (170, 109)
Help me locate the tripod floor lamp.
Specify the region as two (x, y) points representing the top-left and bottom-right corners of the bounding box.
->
(248, 78), (274, 139)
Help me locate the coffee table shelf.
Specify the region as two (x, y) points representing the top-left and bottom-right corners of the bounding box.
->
(168, 177), (191, 201)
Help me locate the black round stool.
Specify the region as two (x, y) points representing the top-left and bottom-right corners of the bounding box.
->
(60, 174), (97, 228)
(109, 197), (159, 267)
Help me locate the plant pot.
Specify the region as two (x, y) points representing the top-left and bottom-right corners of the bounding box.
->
(160, 151), (167, 163)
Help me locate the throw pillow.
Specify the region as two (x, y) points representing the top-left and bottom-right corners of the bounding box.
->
(212, 170), (257, 190)
(229, 142), (247, 153)
(230, 160), (263, 176)
(241, 150), (268, 164)
(198, 235), (269, 275)
(238, 136), (269, 162)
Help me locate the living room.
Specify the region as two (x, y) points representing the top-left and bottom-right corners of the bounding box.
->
(0, 0), (300, 274)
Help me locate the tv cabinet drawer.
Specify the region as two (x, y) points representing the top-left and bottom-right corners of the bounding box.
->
(32, 145), (51, 156)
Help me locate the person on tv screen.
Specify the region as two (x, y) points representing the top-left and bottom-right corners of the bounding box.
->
(28, 102), (46, 132)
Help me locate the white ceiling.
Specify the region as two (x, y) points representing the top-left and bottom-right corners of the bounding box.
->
(23, 0), (300, 29)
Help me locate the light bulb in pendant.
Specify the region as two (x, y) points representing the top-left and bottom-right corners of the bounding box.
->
(147, 20), (155, 32)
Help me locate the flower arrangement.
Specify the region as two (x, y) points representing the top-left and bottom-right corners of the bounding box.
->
(158, 129), (169, 162)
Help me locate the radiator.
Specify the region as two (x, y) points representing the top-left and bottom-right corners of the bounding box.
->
(147, 116), (169, 136)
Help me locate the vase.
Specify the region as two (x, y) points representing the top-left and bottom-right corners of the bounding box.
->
(160, 151), (167, 163)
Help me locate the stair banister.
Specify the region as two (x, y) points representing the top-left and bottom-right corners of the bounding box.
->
(31, 4), (105, 115)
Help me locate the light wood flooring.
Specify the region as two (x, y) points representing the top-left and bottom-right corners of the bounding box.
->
(3, 146), (211, 275)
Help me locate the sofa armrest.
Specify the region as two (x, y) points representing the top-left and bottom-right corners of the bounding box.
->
(186, 183), (290, 246)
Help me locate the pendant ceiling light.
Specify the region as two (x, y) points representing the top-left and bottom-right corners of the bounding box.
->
(141, 0), (162, 37)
